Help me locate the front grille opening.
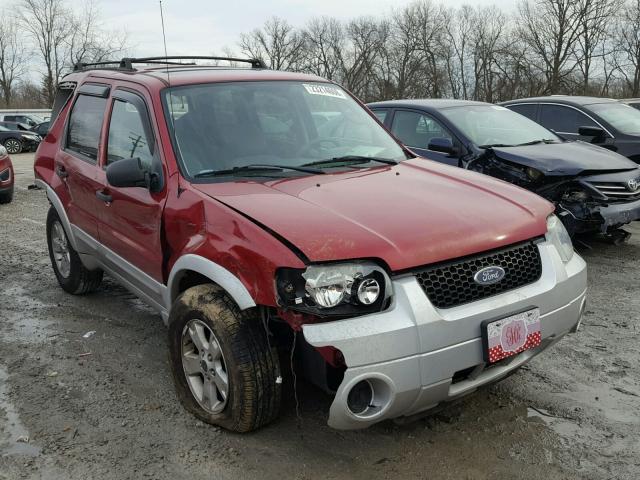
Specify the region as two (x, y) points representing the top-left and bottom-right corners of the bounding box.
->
(414, 240), (543, 309)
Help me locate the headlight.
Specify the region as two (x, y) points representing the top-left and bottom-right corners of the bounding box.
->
(276, 261), (392, 316)
(526, 167), (543, 181)
(23, 134), (39, 140)
(546, 214), (574, 262)
(0, 168), (10, 182)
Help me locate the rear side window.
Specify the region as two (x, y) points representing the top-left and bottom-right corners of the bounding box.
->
(507, 104), (537, 120)
(107, 99), (154, 168)
(539, 104), (597, 134)
(66, 94), (107, 161)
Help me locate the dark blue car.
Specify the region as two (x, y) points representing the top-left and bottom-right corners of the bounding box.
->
(368, 99), (640, 241)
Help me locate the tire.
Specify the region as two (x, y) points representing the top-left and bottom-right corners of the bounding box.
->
(168, 284), (281, 432)
(46, 206), (103, 294)
(3, 138), (22, 154)
(0, 187), (12, 204)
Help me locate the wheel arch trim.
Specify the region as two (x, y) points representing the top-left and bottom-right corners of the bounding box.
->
(166, 254), (257, 312)
(35, 178), (79, 251)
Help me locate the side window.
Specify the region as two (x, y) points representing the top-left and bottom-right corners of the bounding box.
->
(66, 94), (108, 161)
(391, 110), (451, 148)
(107, 99), (154, 168)
(539, 104), (597, 134)
(372, 109), (388, 123)
(508, 104), (537, 121)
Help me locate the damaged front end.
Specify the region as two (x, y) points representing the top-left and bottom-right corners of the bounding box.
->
(467, 153), (640, 237)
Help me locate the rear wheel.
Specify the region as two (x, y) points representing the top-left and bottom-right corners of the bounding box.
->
(46, 207), (103, 294)
(3, 138), (22, 154)
(168, 284), (281, 432)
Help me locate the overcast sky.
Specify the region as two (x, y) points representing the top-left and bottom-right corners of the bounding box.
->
(66, 0), (517, 59)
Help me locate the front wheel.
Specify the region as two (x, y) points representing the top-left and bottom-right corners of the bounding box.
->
(168, 284), (281, 432)
(3, 138), (22, 154)
(0, 187), (13, 204)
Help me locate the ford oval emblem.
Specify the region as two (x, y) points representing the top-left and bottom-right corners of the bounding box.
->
(473, 266), (506, 285)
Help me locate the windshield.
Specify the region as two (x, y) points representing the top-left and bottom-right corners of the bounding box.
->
(440, 105), (560, 147)
(588, 102), (640, 135)
(162, 81), (406, 178)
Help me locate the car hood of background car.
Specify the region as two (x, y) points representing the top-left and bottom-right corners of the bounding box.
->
(490, 141), (637, 176)
(192, 159), (553, 271)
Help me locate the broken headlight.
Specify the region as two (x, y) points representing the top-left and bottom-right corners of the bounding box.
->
(276, 262), (393, 316)
(546, 214), (574, 263)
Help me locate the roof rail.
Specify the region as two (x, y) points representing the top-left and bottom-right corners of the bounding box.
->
(73, 56), (267, 72)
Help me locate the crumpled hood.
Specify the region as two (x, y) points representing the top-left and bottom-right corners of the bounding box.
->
(491, 141), (638, 176)
(193, 159), (553, 271)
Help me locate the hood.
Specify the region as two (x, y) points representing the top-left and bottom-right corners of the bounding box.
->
(193, 159), (553, 271)
(491, 141), (637, 176)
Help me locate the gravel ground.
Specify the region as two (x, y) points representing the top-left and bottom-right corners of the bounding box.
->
(1, 153), (639, 480)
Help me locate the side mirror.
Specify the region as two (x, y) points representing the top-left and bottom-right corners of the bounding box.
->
(578, 126), (606, 142)
(106, 157), (149, 189)
(428, 137), (456, 155)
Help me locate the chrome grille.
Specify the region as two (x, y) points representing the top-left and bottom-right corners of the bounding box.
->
(589, 182), (640, 202)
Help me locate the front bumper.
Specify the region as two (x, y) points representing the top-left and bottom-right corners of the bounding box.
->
(302, 240), (587, 430)
(596, 197), (640, 232)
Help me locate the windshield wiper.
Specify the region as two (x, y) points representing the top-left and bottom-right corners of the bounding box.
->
(302, 155), (398, 168)
(193, 163), (325, 178)
(479, 139), (557, 149)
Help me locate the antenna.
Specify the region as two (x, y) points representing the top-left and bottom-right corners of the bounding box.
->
(159, 0), (184, 195)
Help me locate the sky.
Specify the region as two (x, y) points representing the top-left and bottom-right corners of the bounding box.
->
(65, 0), (518, 59)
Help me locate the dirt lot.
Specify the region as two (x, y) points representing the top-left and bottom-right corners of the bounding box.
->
(0, 152), (639, 480)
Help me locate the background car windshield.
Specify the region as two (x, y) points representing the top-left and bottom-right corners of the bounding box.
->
(163, 81), (406, 176)
(441, 105), (560, 146)
(588, 103), (640, 135)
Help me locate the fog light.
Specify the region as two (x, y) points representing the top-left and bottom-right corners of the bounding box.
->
(347, 380), (373, 415)
(357, 278), (380, 305)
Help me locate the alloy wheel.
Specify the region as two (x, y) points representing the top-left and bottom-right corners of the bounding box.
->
(181, 319), (229, 414)
(51, 221), (71, 278)
(4, 139), (21, 154)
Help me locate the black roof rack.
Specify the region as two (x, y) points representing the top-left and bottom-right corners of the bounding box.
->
(73, 56), (267, 72)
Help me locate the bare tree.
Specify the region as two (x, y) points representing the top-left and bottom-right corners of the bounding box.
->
(575, 0), (622, 93)
(517, 0), (587, 93)
(239, 17), (306, 71)
(67, 0), (128, 68)
(0, 15), (27, 106)
(19, 0), (73, 106)
(302, 16), (344, 81)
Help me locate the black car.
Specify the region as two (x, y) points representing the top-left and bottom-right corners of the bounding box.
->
(368, 99), (640, 241)
(31, 121), (50, 137)
(500, 96), (640, 163)
(0, 125), (42, 154)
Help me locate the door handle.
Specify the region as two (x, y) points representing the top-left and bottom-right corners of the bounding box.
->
(56, 165), (68, 178)
(96, 190), (113, 204)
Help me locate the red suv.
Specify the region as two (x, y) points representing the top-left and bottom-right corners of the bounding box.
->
(34, 57), (587, 432)
(0, 145), (14, 203)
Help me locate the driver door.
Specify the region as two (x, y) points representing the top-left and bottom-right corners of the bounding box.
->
(94, 88), (167, 283)
(389, 109), (459, 166)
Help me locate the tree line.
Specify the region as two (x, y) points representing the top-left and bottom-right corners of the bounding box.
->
(3, 0), (640, 108)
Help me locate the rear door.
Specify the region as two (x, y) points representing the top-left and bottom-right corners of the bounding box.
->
(94, 87), (166, 282)
(55, 84), (110, 242)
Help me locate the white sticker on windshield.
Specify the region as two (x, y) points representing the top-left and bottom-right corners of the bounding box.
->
(491, 105), (508, 110)
(303, 84), (347, 99)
